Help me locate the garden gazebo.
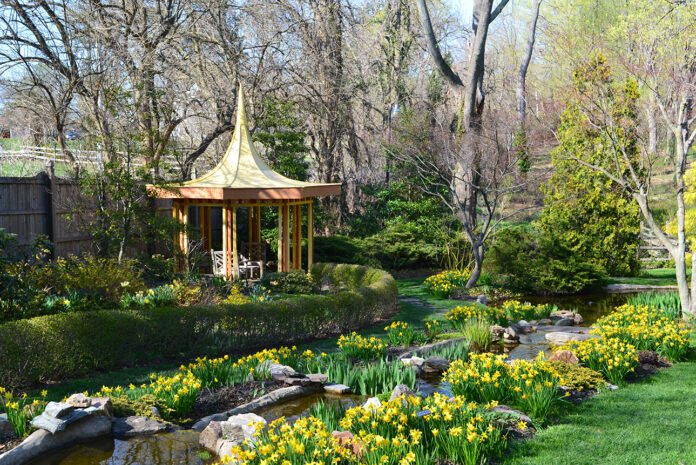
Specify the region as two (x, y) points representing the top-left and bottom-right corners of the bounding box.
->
(149, 88), (341, 278)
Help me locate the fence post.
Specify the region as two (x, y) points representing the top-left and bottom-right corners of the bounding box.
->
(45, 160), (57, 258)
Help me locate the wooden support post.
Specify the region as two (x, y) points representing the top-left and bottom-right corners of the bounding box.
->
(223, 203), (233, 278)
(200, 206), (211, 251)
(232, 207), (239, 278)
(181, 202), (189, 271)
(292, 204), (301, 270)
(282, 203), (290, 272)
(172, 201), (181, 272)
(254, 206), (261, 243)
(277, 205), (283, 271)
(307, 201), (314, 272)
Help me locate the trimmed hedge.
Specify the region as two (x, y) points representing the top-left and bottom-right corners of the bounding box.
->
(0, 264), (398, 388)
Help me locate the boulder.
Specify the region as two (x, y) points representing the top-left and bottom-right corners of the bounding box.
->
(332, 431), (362, 455)
(549, 350), (580, 365)
(476, 295), (489, 305)
(573, 313), (584, 325)
(0, 415), (111, 465)
(0, 414), (13, 441)
(307, 374), (329, 384)
(389, 384), (417, 402)
(257, 361), (297, 382)
(111, 416), (170, 438)
(324, 384), (351, 395)
(492, 405), (533, 425)
(554, 318), (574, 327)
(491, 325), (505, 343)
(545, 332), (593, 345)
(199, 421), (222, 452)
(362, 397), (382, 411)
(401, 356), (425, 367)
(31, 409), (89, 434)
(66, 394), (91, 409)
(422, 356), (450, 373)
(44, 402), (74, 419)
(538, 318), (553, 326)
(200, 413), (267, 458)
(87, 398), (113, 418)
(550, 310), (576, 321)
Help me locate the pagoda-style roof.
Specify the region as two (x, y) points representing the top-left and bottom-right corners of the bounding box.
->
(151, 87), (340, 201)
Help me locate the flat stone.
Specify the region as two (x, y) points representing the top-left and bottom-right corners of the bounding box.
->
(307, 373), (328, 384)
(284, 376), (311, 386)
(545, 332), (594, 345)
(324, 384), (351, 395)
(111, 416), (170, 438)
(31, 409), (89, 434)
(44, 402), (74, 420)
(0, 415), (111, 465)
(422, 356), (450, 373)
(0, 414), (13, 441)
(389, 384), (416, 402)
(362, 397), (381, 411)
(492, 405), (532, 425)
(555, 318), (574, 327)
(538, 318), (552, 325)
(66, 394), (91, 409)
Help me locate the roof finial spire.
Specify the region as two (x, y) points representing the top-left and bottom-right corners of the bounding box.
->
(236, 83), (247, 129)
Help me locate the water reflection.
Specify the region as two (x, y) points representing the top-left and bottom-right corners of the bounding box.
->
(29, 430), (210, 465)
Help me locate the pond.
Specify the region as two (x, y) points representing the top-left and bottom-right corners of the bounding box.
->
(28, 430), (212, 465)
(519, 290), (662, 325)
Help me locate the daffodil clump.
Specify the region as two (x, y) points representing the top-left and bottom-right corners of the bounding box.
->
(97, 370), (202, 419)
(0, 387), (47, 438)
(593, 304), (691, 361)
(445, 305), (507, 330)
(119, 284), (177, 309)
(424, 320), (442, 341)
(561, 337), (638, 385)
(423, 269), (470, 299)
(444, 353), (563, 421)
(499, 300), (555, 322)
(226, 416), (353, 465)
(338, 332), (387, 361)
(340, 393), (506, 465)
(385, 321), (417, 347)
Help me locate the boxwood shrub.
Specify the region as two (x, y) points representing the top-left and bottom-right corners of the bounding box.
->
(0, 264), (398, 388)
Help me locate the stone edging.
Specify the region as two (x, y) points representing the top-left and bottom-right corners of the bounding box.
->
(192, 384), (323, 432)
(603, 283), (678, 292)
(398, 337), (468, 359)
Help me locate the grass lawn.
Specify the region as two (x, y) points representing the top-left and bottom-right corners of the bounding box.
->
(608, 268), (682, 287)
(502, 352), (696, 465)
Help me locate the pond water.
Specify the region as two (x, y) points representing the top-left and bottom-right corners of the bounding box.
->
(28, 430), (212, 465)
(519, 291), (651, 325)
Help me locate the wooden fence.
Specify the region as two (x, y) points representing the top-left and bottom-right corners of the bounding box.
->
(0, 168), (172, 257)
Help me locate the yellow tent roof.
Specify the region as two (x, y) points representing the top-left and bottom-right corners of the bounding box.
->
(150, 87), (340, 200)
(182, 87), (339, 191)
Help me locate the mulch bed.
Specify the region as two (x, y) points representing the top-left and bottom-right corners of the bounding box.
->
(190, 380), (284, 420)
(0, 437), (21, 454)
